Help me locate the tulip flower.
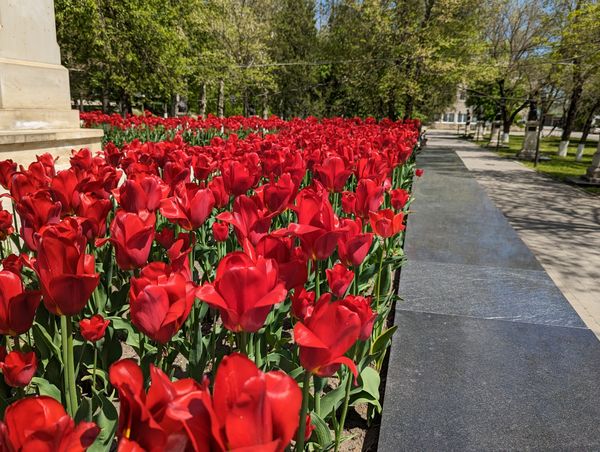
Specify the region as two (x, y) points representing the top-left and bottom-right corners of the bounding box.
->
(254, 235), (308, 290)
(415, 168), (424, 177)
(115, 175), (168, 215)
(108, 209), (156, 270)
(354, 178), (384, 218)
(341, 191), (356, 215)
(263, 172), (297, 213)
(291, 287), (315, 321)
(50, 168), (80, 215)
(217, 195), (272, 248)
(0, 159), (16, 190)
(337, 218), (373, 267)
(294, 294), (361, 378)
(221, 159), (258, 196)
(0, 396), (99, 451)
(0, 270), (41, 336)
(211, 353), (302, 451)
(197, 252), (287, 332)
(2, 254), (23, 275)
(340, 295), (377, 341)
(130, 262), (196, 344)
(33, 219), (100, 316)
(159, 182), (215, 231)
(110, 359), (212, 451)
(0, 350), (37, 387)
(0, 210), (14, 240)
(212, 222), (229, 242)
(16, 189), (62, 250)
(390, 188), (410, 210)
(313, 156), (352, 192)
(79, 315), (110, 342)
(369, 209), (405, 238)
(326, 263), (354, 298)
(76, 192), (112, 240)
(287, 187), (343, 261)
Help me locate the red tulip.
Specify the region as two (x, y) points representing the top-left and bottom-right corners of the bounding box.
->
(217, 195), (272, 248)
(197, 252), (287, 332)
(110, 359), (213, 451)
(0, 351), (37, 387)
(2, 254), (23, 275)
(0, 270), (41, 336)
(108, 210), (156, 270)
(115, 175), (169, 215)
(0, 210), (14, 240)
(369, 209), (405, 238)
(0, 160), (16, 190)
(337, 218), (373, 267)
(354, 178), (384, 218)
(390, 188), (410, 210)
(33, 219), (100, 316)
(303, 414), (315, 442)
(291, 287), (315, 321)
(79, 315), (110, 342)
(208, 176), (229, 208)
(130, 262), (196, 343)
(287, 187), (342, 261)
(212, 353), (302, 451)
(415, 168), (424, 177)
(341, 191), (356, 215)
(254, 235), (308, 290)
(16, 189), (62, 250)
(212, 222), (229, 242)
(313, 156), (352, 192)
(221, 159), (257, 196)
(50, 168), (80, 215)
(160, 182), (215, 231)
(326, 263), (354, 298)
(340, 295), (377, 341)
(294, 294), (360, 378)
(0, 396), (99, 451)
(263, 173), (297, 213)
(76, 192), (112, 240)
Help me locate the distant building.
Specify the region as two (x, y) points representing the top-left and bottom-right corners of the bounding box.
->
(430, 86), (470, 129)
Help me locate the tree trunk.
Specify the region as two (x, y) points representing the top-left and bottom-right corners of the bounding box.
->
(262, 90), (269, 119)
(102, 90), (109, 113)
(559, 60), (583, 156)
(218, 79), (225, 118)
(200, 83), (207, 119)
(576, 101), (600, 161)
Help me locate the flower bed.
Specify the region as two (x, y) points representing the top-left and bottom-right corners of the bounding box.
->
(0, 114), (419, 451)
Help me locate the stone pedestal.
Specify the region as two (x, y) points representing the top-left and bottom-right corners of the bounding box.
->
(0, 0), (102, 164)
(517, 121), (538, 160)
(488, 121), (501, 147)
(584, 141), (600, 183)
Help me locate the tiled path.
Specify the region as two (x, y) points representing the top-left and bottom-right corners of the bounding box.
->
(450, 132), (600, 337)
(378, 132), (600, 451)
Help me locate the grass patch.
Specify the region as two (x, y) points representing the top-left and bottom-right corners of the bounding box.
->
(474, 134), (600, 195)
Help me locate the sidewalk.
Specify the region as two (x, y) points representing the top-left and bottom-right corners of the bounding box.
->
(378, 132), (600, 450)
(446, 131), (600, 337)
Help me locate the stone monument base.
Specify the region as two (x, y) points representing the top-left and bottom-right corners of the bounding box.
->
(0, 128), (104, 166)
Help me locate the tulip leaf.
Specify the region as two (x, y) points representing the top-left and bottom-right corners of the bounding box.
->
(32, 322), (62, 363)
(370, 325), (398, 357)
(31, 377), (61, 402)
(358, 367), (380, 400)
(90, 392), (118, 452)
(320, 383), (347, 420)
(74, 396), (92, 424)
(309, 412), (333, 448)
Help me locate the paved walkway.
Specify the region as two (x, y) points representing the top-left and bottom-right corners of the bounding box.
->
(440, 131), (600, 337)
(379, 133), (600, 450)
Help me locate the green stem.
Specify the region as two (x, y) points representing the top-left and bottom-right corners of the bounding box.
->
(295, 371), (311, 451)
(376, 241), (386, 311)
(335, 372), (353, 452)
(313, 375), (321, 417)
(60, 315), (73, 416)
(237, 332), (247, 355)
(91, 346), (98, 394)
(315, 260), (320, 299)
(67, 316), (78, 415)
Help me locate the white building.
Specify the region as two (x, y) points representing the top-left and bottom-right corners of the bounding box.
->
(430, 86), (471, 129)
